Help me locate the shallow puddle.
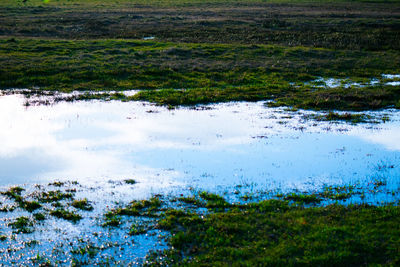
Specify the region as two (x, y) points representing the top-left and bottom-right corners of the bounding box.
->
(311, 73), (400, 88)
(0, 94), (399, 196)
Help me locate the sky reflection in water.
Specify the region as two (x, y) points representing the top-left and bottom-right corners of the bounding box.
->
(0, 94), (399, 193)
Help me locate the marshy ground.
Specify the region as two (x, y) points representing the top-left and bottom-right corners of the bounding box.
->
(1, 0), (400, 110)
(1, 0), (400, 265)
(0, 95), (399, 265)
(0, 176), (399, 265)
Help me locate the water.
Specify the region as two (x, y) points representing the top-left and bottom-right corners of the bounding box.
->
(312, 73), (400, 88)
(0, 94), (399, 193)
(1, 94), (400, 264)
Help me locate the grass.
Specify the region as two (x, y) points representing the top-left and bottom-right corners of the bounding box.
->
(33, 212), (46, 221)
(50, 208), (82, 223)
(1, 38), (399, 110)
(71, 198), (94, 211)
(71, 242), (99, 259)
(148, 197), (400, 266)
(320, 185), (356, 201)
(0, 179), (399, 265)
(1, 186), (25, 197)
(0, 0), (399, 111)
(48, 181), (65, 187)
(199, 191), (230, 209)
(304, 111), (372, 123)
(268, 85), (400, 111)
(0, 0), (399, 263)
(102, 196), (163, 227)
(1, 186), (42, 212)
(22, 200), (42, 212)
(128, 223), (147, 235)
(8, 216), (34, 234)
(102, 211), (122, 227)
(283, 192), (322, 204)
(124, 179), (137, 185)
(1, 0), (399, 50)
(103, 196), (163, 221)
(35, 190), (74, 203)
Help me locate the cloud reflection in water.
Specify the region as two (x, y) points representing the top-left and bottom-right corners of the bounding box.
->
(0, 94), (399, 192)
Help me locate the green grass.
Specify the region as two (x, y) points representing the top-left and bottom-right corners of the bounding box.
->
(103, 196), (163, 220)
(35, 190), (74, 203)
(48, 181), (65, 187)
(0, 179), (399, 265)
(1, 38), (400, 110)
(1, 0), (399, 50)
(304, 112), (372, 123)
(102, 211), (122, 227)
(50, 208), (82, 223)
(0, 0), (399, 110)
(284, 192), (322, 204)
(33, 212), (46, 221)
(8, 216), (34, 234)
(128, 223), (147, 235)
(149, 198), (400, 266)
(1, 186), (42, 212)
(22, 200), (42, 212)
(71, 242), (99, 259)
(124, 179), (137, 185)
(268, 85), (400, 111)
(71, 198), (94, 211)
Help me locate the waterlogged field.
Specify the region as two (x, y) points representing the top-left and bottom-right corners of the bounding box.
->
(0, 93), (400, 264)
(1, 0), (400, 265)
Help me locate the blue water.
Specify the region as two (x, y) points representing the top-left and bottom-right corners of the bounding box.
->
(0, 94), (399, 194)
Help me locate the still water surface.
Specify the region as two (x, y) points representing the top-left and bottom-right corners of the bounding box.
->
(0, 94), (399, 195)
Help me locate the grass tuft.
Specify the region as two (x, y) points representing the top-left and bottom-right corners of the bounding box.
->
(50, 208), (82, 223)
(71, 198), (93, 211)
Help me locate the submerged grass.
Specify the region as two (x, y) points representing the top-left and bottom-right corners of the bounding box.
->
(8, 216), (34, 234)
(146, 179), (400, 265)
(50, 208), (82, 223)
(0, 179), (399, 265)
(124, 179), (137, 185)
(128, 223), (147, 236)
(33, 212), (46, 221)
(1, 186), (42, 212)
(284, 192), (322, 204)
(103, 196), (163, 221)
(35, 190), (74, 203)
(71, 198), (93, 211)
(102, 211), (122, 227)
(304, 111), (372, 123)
